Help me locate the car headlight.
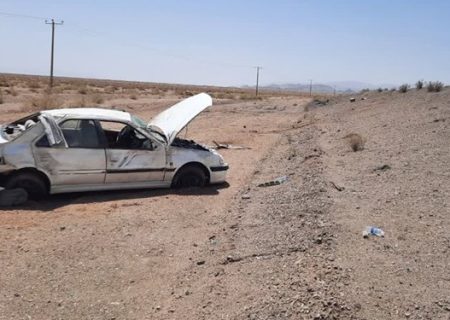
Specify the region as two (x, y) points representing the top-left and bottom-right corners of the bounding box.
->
(218, 155), (225, 166)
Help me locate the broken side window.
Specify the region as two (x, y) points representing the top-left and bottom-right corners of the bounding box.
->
(38, 115), (65, 147)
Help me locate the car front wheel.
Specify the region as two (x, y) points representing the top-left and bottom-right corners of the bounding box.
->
(172, 165), (207, 188)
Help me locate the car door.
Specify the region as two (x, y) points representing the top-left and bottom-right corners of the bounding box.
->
(97, 121), (166, 185)
(33, 117), (106, 187)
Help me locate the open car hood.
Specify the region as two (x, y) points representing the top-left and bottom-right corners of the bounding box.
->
(147, 93), (213, 145)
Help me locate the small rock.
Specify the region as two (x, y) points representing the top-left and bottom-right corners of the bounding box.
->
(196, 260), (206, 266)
(241, 194), (251, 200)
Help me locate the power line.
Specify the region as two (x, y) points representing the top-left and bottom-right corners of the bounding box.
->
(0, 11), (49, 21)
(1, 11), (262, 84)
(45, 19), (64, 88)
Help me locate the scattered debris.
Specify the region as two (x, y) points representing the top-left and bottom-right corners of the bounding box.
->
(363, 226), (385, 238)
(374, 164), (391, 171)
(330, 181), (345, 192)
(0, 187), (28, 207)
(212, 141), (251, 150)
(225, 255), (243, 264)
(303, 154), (321, 163)
(258, 176), (288, 187)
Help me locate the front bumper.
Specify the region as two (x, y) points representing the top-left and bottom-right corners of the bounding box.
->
(209, 165), (229, 184)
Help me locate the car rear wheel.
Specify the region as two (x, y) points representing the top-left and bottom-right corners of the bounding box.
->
(5, 172), (48, 200)
(172, 165), (207, 188)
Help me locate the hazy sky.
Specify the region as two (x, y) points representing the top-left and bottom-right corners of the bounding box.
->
(1, 0), (449, 87)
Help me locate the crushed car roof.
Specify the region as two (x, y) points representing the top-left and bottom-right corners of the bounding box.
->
(42, 108), (133, 122)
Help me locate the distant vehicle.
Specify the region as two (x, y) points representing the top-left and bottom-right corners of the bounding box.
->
(0, 93), (228, 198)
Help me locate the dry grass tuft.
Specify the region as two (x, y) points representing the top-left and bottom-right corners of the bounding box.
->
(90, 93), (104, 105)
(344, 133), (365, 152)
(239, 93), (262, 101)
(28, 82), (41, 89)
(23, 93), (62, 112)
(78, 86), (89, 95)
(5, 87), (18, 96)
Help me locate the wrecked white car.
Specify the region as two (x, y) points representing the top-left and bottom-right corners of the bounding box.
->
(0, 93), (228, 198)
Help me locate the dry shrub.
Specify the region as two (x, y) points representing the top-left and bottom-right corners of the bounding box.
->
(398, 84), (409, 93)
(78, 86), (89, 95)
(104, 86), (116, 94)
(28, 82), (41, 89)
(5, 87), (18, 96)
(0, 80), (10, 87)
(66, 96), (87, 108)
(427, 81), (444, 92)
(0, 89), (3, 104)
(344, 133), (365, 152)
(415, 80), (424, 90)
(23, 93), (62, 111)
(90, 93), (104, 105)
(239, 93), (262, 101)
(130, 94), (138, 100)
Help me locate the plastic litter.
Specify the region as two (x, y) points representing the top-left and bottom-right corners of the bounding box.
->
(363, 226), (385, 238)
(258, 176), (288, 187)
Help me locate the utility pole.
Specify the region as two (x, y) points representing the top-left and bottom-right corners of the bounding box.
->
(308, 79), (313, 97)
(45, 19), (64, 88)
(255, 66), (262, 97)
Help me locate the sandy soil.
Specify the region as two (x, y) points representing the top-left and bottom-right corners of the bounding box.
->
(0, 76), (449, 320)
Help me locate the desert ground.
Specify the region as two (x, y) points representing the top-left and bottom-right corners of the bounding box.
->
(0, 74), (449, 320)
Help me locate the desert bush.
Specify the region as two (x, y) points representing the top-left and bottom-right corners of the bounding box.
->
(5, 87), (18, 96)
(415, 80), (424, 90)
(28, 82), (41, 89)
(427, 81), (444, 92)
(23, 93), (62, 111)
(239, 93), (262, 100)
(78, 86), (88, 95)
(0, 89), (3, 104)
(344, 133), (365, 152)
(0, 80), (10, 87)
(90, 94), (104, 105)
(129, 94), (138, 100)
(360, 88), (370, 93)
(398, 84), (409, 93)
(377, 88), (383, 92)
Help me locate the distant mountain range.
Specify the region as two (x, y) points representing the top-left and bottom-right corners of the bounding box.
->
(244, 81), (397, 93)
